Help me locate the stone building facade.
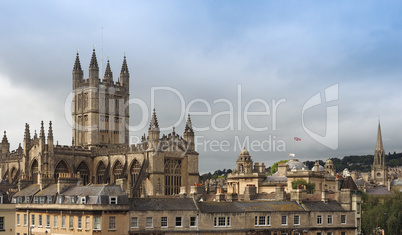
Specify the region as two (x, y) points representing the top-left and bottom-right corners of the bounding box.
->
(0, 49), (199, 197)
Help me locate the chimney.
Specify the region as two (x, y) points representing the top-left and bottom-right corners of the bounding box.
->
(339, 188), (352, 210)
(275, 184), (286, 201)
(215, 188), (225, 202)
(321, 189), (328, 203)
(179, 186), (187, 198)
(57, 173), (80, 194)
(244, 184), (256, 201)
(291, 185), (306, 203)
(260, 163), (265, 173)
(116, 178), (127, 192)
(277, 163), (288, 176)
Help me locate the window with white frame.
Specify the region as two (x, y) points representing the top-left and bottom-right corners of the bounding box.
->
(214, 216), (230, 227)
(190, 217), (197, 227)
(281, 215), (287, 225)
(47, 196), (53, 204)
(61, 215), (66, 228)
(161, 217), (168, 228)
(53, 215), (57, 228)
(341, 215), (346, 224)
(46, 215), (50, 227)
(81, 197), (86, 204)
(146, 217), (153, 228)
(175, 217), (182, 227)
(0, 217), (4, 231)
(109, 196), (117, 204)
(131, 217), (138, 228)
(38, 215), (42, 227)
(294, 215), (300, 225)
(31, 214), (35, 227)
(109, 216), (116, 230)
(317, 215), (322, 225)
(255, 216), (269, 226)
(327, 215), (333, 224)
(24, 214), (27, 226)
(94, 216), (101, 230)
(33, 196), (38, 204)
(39, 197), (45, 204)
(327, 232), (333, 235)
(77, 216), (82, 229)
(17, 214), (20, 226)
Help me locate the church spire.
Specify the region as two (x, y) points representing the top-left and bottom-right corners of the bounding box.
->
(89, 49), (99, 80)
(103, 59), (113, 81)
(40, 121), (45, 139)
(2, 131), (8, 144)
(149, 108), (159, 130)
(185, 114), (194, 133)
(48, 121), (53, 140)
(73, 52), (82, 71)
(376, 121), (384, 151)
(120, 55), (129, 88)
(120, 56), (129, 75)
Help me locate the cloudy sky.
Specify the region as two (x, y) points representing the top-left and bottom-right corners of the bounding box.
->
(1, 1), (401, 173)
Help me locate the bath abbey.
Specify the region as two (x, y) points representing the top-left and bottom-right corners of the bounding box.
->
(0, 49), (199, 197)
(0, 49), (369, 235)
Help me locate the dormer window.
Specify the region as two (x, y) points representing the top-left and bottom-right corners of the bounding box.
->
(39, 197), (45, 204)
(34, 196), (39, 204)
(57, 196), (64, 204)
(81, 196), (86, 204)
(25, 196), (30, 203)
(109, 196), (117, 204)
(71, 196), (77, 204)
(47, 196), (53, 204)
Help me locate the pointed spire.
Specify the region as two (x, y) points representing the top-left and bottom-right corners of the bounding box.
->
(149, 108), (159, 130)
(185, 114), (194, 133)
(48, 121), (53, 140)
(73, 52), (82, 71)
(376, 121), (384, 150)
(89, 49), (99, 69)
(2, 131), (8, 144)
(40, 121), (45, 139)
(104, 59), (113, 80)
(120, 56), (129, 75)
(24, 123), (31, 140)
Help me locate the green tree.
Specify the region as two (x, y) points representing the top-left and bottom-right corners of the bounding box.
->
(291, 179), (315, 194)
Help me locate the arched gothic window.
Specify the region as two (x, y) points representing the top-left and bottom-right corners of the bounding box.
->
(77, 161), (90, 185)
(55, 160), (69, 181)
(31, 159), (39, 184)
(164, 159), (181, 195)
(96, 161), (106, 184)
(113, 161), (123, 183)
(130, 160), (141, 188)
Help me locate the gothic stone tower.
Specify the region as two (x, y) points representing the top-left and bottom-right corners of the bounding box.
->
(371, 121), (387, 186)
(72, 49), (130, 147)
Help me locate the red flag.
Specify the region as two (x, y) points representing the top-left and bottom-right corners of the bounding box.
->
(294, 137), (301, 141)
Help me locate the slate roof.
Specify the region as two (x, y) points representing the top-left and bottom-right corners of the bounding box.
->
(130, 198), (198, 211)
(35, 184), (58, 196)
(302, 201), (346, 212)
(366, 186), (392, 195)
(340, 176), (359, 191)
(198, 201), (304, 213)
(13, 184), (41, 197)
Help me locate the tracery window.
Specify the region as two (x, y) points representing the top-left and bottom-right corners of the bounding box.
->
(55, 160), (69, 181)
(164, 158), (181, 195)
(77, 161), (90, 185)
(113, 161), (123, 183)
(31, 159), (39, 184)
(96, 161), (106, 184)
(130, 160), (141, 187)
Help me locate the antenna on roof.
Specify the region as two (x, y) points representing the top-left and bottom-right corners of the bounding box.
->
(101, 27), (104, 77)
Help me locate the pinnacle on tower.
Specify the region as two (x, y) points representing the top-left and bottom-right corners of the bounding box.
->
(24, 123), (31, 140)
(149, 108), (159, 130)
(120, 56), (129, 75)
(185, 114), (194, 133)
(73, 52), (82, 71)
(376, 121), (384, 151)
(2, 131), (8, 144)
(104, 59), (113, 81)
(40, 121), (45, 139)
(89, 49), (99, 69)
(48, 121), (53, 140)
